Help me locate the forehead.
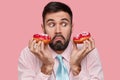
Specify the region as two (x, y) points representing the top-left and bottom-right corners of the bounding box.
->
(45, 11), (71, 22)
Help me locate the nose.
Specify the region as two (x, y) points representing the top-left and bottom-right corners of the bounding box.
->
(55, 25), (61, 34)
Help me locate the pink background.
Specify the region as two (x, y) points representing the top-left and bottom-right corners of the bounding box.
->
(0, 0), (120, 80)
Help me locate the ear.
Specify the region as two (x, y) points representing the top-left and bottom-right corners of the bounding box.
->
(41, 24), (45, 33)
(71, 23), (74, 32)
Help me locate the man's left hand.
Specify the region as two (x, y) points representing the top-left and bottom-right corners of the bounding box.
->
(70, 37), (95, 76)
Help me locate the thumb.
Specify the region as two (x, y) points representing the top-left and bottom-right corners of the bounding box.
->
(72, 40), (77, 50)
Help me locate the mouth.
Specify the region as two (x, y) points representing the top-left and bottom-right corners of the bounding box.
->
(55, 36), (63, 41)
(52, 35), (65, 44)
(53, 37), (64, 43)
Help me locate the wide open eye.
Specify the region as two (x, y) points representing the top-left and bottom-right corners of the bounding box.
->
(61, 22), (67, 27)
(48, 22), (55, 27)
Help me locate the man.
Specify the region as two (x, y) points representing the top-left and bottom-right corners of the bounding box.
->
(18, 1), (104, 80)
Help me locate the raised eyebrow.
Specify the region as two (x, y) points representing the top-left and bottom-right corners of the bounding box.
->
(46, 19), (54, 23)
(61, 18), (70, 22)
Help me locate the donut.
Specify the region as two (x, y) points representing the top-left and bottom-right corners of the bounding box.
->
(73, 32), (91, 44)
(33, 34), (51, 44)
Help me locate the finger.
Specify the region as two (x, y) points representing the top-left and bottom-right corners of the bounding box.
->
(72, 40), (77, 50)
(28, 39), (32, 49)
(85, 40), (92, 51)
(72, 71), (79, 76)
(37, 40), (41, 49)
(31, 40), (37, 50)
(87, 38), (92, 48)
(88, 37), (95, 49)
(38, 41), (45, 55)
(32, 41), (43, 59)
(34, 44), (39, 52)
(38, 40), (42, 52)
(84, 40), (92, 55)
(29, 38), (34, 48)
(83, 39), (95, 57)
(40, 41), (45, 53)
(38, 40), (42, 51)
(80, 41), (89, 58)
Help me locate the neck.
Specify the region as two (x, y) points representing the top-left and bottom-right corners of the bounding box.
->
(55, 50), (64, 54)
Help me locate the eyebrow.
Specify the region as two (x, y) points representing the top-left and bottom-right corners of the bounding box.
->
(46, 18), (70, 23)
(46, 19), (54, 23)
(61, 18), (70, 22)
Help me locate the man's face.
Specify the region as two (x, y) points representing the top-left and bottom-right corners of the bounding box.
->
(42, 11), (72, 51)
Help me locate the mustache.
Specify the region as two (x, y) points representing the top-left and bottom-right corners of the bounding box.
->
(52, 34), (65, 41)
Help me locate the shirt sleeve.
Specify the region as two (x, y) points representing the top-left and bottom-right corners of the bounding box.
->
(18, 47), (50, 80)
(72, 48), (104, 80)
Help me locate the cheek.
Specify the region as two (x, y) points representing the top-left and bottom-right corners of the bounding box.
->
(44, 26), (52, 33)
(62, 28), (72, 39)
(45, 28), (55, 39)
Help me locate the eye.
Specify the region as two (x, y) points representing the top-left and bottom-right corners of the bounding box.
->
(61, 22), (67, 27)
(48, 22), (55, 27)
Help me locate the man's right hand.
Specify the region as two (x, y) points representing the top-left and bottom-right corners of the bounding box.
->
(28, 39), (54, 75)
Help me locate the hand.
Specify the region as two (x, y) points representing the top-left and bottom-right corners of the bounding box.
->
(28, 39), (54, 75)
(70, 37), (95, 76)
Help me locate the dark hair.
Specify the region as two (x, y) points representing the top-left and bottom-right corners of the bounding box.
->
(42, 1), (73, 24)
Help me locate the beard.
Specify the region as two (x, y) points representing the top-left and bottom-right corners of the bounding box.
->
(49, 34), (70, 51)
